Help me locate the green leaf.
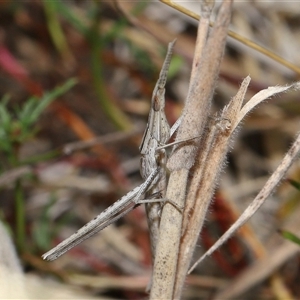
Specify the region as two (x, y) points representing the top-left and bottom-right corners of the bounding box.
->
(0, 78), (77, 165)
(32, 193), (57, 250)
(23, 78), (77, 127)
(279, 229), (300, 246)
(168, 55), (183, 79)
(32, 192), (74, 250)
(0, 96), (12, 132)
(52, 1), (88, 36)
(0, 97), (13, 153)
(17, 97), (38, 123)
(288, 179), (300, 191)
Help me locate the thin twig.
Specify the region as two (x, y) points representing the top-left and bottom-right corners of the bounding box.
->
(63, 128), (141, 154)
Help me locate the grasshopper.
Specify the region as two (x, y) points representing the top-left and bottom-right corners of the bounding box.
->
(140, 40), (176, 258)
(42, 41), (177, 262)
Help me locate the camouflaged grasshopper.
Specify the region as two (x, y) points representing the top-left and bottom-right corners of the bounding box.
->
(42, 41), (178, 262)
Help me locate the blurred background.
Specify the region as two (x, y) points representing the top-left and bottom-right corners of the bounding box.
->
(1, 1), (300, 299)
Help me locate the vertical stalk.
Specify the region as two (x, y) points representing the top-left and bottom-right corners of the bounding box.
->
(15, 178), (25, 252)
(10, 144), (26, 252)
(87, 3), (132, 130)
(150, 1), (233, 298)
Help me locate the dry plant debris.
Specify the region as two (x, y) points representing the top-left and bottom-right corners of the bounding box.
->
(1, 1), (300, 299)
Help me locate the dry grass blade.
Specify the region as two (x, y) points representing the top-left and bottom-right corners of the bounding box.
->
(235, 82), (300, 130)
(174, 76), (251, 298)
(188, 82), (300, 273)
(213, 204), (300, 299)
(214, 241), (299, 300)
(160, 0), (300, 75)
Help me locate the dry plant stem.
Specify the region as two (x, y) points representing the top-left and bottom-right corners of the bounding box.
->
(150, 2), (213, 298)
(179, 76), (250, 244)
(150, 1), (233, 299)
(167, 0), (232, 172)
(189, 1), (212, 82)
(270, 274), (295, 300)
(173, 77), (250, 298)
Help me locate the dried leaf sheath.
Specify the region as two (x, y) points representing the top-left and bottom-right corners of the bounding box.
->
(189, 81), (300, 273)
